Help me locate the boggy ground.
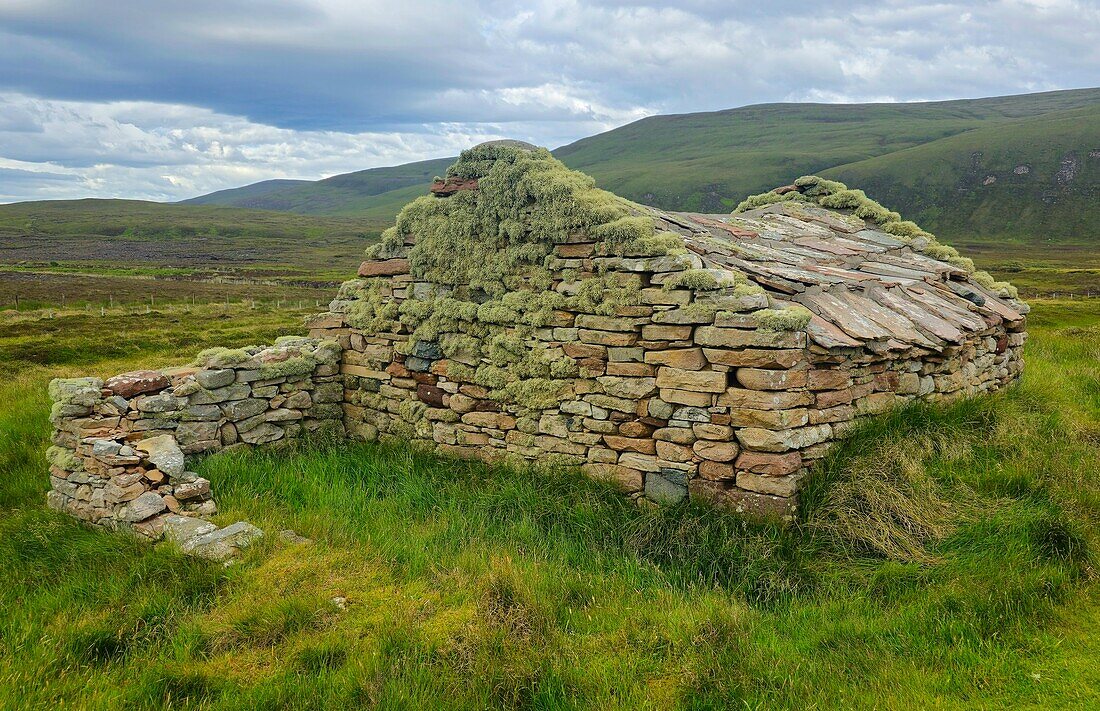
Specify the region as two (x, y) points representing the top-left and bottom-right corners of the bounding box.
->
(0, 300), (1098, 709)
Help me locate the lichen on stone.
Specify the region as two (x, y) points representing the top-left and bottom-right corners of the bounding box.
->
(342, 279), (400, 333)
(753, 305), (813, 332)
(366, 144), (675, 410)
(46, 445), (82, 472)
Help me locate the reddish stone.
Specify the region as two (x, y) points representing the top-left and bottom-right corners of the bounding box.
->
(430, 176), (479, 196)
(699, 460), (736, 481)
(386, 362), (411, 378)
(358, 259), (410, 277)
(417, 383), (446, 408)
(734, 450), (802, 477)
(104, 370), (170, 398)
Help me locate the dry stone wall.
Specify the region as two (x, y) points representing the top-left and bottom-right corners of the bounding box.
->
(309, 244), (1024, 519)
(46, 337), (343, 540)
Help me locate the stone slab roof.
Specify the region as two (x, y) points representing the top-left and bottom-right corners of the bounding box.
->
(645, 201), (1027, 354)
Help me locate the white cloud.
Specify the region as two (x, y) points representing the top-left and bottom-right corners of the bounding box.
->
(0, 0), (1097, 202)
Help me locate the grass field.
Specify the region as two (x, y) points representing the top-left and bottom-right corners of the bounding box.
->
(0, 299), (1098, 708)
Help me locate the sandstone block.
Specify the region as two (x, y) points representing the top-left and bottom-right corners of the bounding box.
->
(651, 308), (715, 325)
(806, 369), (852, 391)
(195, 368), (236, 389)
(735, 450), (802, 477)
(461, 412), (516, 429)
(644, 348), (706, 370)
(735, 424), (831, 453)
(618, 452), (660, 472)
(221, 398), (268, 421)
(698, 460), (736, 481)
(239, 423), (285, 444)
(605, 362), (655, 377)
(578, 329), (638, 347)
(582, 464), (643, 492)
(737, 471), (800, 497)
(695, 326), (806, 349)
(597, 376), (657, 399)
(134, 435), (185, 478)
(604, 436), (656, 454)
(692, 440), (739, 462)
(105, 370), (170, 399)
(575, 314), (644, 332)
(655, 367), (726, 393)
(660, 388), (713, 407)
(727, 408), (809, 430)
(119, 492), (167, 522)
(703, 348), (802, 369)
(735, 368), (807, 391)
(692, 423), (732, 440)
(358, 259), (409, 277)
(719, 388), (813, 409)
(643, 324), (692, 341)
(655, 438), (694, 463)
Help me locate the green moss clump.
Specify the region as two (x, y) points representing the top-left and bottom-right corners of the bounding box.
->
(971, 270), (997, 289)
(565, 274), (641, 316)
(663, 269), (742, 292)
(922, 244), (960, 261)
(194, 347), (253, 368)
(753, 305), (813, 332)
(398, 398), (428, 424)
(258, 356), (315, 379)
(342, 279), (400, 333)
(499, 379), (569, 410)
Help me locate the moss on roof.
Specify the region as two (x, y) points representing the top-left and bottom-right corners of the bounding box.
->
(732, 176), (1020, 300)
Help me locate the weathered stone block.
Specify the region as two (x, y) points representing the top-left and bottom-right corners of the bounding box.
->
(696, 326), (806, 349)
(735, 450), (802, 477)
(644, 348), (707, 370)
(735, 368), (807, 391)
(105, 370), (170, 399)
(655, 367), (726, 393)
(692, 440), (739, 462)
(735, 424), (831, 453)
(645, 470), (687, 504)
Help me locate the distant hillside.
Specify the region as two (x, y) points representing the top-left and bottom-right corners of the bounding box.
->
(0, 199), (370, 241)
(185, 179), (311, 209)
(823, 105), (1100, 244)
(183, 157), (452, 220)
(182, 88), (1100, 243)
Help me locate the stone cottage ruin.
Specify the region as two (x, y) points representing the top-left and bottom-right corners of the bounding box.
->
(46, 141), (1028, 540)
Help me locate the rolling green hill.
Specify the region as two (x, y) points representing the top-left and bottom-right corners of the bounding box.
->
(183, 88), (1100, 245)
(184, 157), (452, 218)
(823, 104), (1100, 244)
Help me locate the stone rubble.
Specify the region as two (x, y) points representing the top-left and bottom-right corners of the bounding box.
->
(46, 338), (344, 558)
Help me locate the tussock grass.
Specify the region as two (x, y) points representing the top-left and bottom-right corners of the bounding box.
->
(0, 301), (1099, 707)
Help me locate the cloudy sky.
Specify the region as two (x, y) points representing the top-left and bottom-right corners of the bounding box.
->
(1, 0), (1097, 203)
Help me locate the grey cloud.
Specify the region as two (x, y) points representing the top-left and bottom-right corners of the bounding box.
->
(0, 1), (1096, 202)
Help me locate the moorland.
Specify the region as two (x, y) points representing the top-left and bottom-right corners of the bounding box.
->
(1, 87), (1099, 708)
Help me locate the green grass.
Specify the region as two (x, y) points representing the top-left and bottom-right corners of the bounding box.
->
(0, 301), (1098, 708)
(0, 198), (377, 278)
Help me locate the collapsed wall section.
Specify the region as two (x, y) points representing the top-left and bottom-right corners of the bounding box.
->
(46, 337), (343, 537)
